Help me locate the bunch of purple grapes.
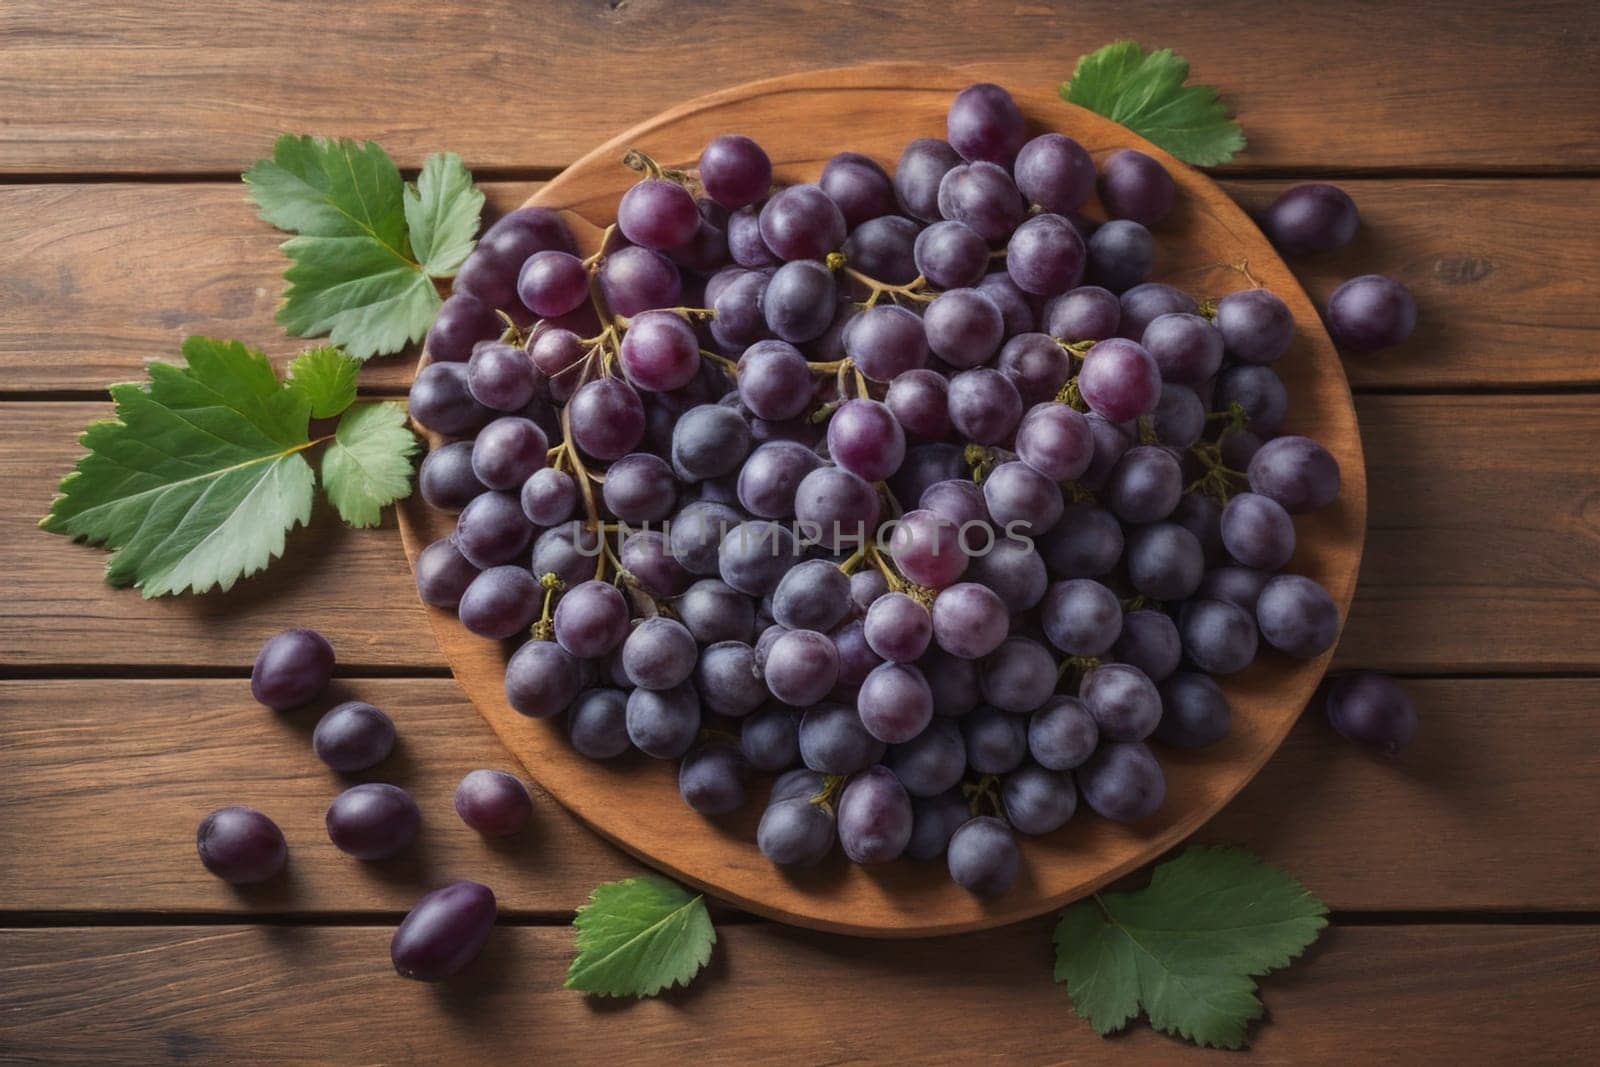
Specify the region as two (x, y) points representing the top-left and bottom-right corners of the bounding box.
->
(407, 81), (1414, 898)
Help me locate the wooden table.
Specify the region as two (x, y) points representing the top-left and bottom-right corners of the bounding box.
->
(2, 1), (1598, 1061)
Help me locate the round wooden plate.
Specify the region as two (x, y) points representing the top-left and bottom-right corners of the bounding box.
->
(397, 64), (1367, 938)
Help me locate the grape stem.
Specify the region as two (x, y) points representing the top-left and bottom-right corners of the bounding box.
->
(1056, 655), (1101, 694)
(961, 774), (1005, 819)
(621, 148), (696, 191)
(825, 252), (936, 308)
(809, 774), (846, 812)
(699, 347), (740, 376)
(1055, 376), (1088, 412)
(836, 545), (868, 575)
(530, 572), (564, 641)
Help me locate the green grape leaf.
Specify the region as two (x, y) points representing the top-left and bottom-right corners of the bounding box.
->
(565, 876), (717, 998)
(320, 402), (419, 528)
(244, 135), (439, 360)
(1053, 847), (1328, 1049)
(39, 337), (317, 597)
(286, 345), (361, 419)
(405, 152), (484, 278)
(1062, 41), (1246, 167)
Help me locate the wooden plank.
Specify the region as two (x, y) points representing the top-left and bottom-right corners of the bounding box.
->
(1, 179), (1595, 393)
(1, 678), (1593, 914)
(1, 1), (1596, 175)
(7, 396), (1597, 672)
(1, 924), (1595, 1063)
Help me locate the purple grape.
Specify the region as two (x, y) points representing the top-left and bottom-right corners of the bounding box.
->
(840, 214), (920, 285)
(927, 289), (1006, 370)
(976, 270), (1037, 335)
(894, 138), (962, 222)
(759, 184), (846, 261)
(962, 705), (1029, 774)
(947, 82), (1026, 164)
(758, 793), (836, 866)
(1078, 338), (1161, 422)
(620, 530), (692, 598)
(466, 342), (537, 412)
(505, 639), (581, 718)
(1263, 183), (1359, 256)
(764, 258), (838, 343)
(325, 782), (419, 860)
(1119, 282), (1198, 339)
(618, 178), (699, 251)
(1099, 149), (1176, 226)
(196, 807), (287, 884)
(1006, 213), (1086, 297)
(454, 490), (534, 567)
(699, 135), (772, 210)
(621, 616), (698, 691)
(517, 250), (589, 318)
(597, 245), (682, 317)
(738, 340), (813, 421)
(1248, 435), (1341, 513)
(568, 377), (646, 460)
(673, 404), (752, 482)
(726, 203), (779, 268)
(741, 704), (801, 772)
(1016, 402), (1093, 482)
(998, 333), (1072, 407)
(1153, 383), (1206, 448)
(794, 466), (881, 552)
(1126, 522), (1205, 601)
(409, 361), (492, 437)
(313, 701), (395, 772)
(677, 578), (757, 645)
(772, 558), (852, 633)
(888, 508), (968, 589)
(1113, 609), (1182, 682)
(1028, 696), (1098, 770)
(947, 815), (1018, 895)
(1327, 274), (1417, 352)
(427, 294), (501, 363)
(1215, 288), (1295, 365)
(1001, 763), (1077, 835)
(1179, 599), (1259, 674)
(456, 207), (576, 309)
(391, 881), (496, 981)
(1221, 492), (1297, 570)
(567, 689), (631, 759)
(454, 769), (532, 836)
(1105, 445), (1183, 523)
(458, 566), (539, 639)
(1042, 285), (1121, 342)
(931, 582), (1008, 659)
(719, 519), (800, 596)
(1038, 504), (1123, 579)
(864, 592), (933, 663)
(886, 368), (951, 441)
(737, 440), (823, 518)
(470, 416), (548, 491)
(1155, 672), (1231, 748)
(837, 765), (913, 863)
(827, 399), (905, 483)
(764, 628), (840, 706)
(1014, 133), (1096, 213)
(250, 627), (334, 710)
(1257, 574), (1341, 658)
(553, 580), (630, 658)
(1079, 741), (1165, 822)
(820, 151), (896, 227)
(619, 310), (702, 392)
(1142, 312), (1224, 385)
(983, 460), (1063, 537)
(857, 662), (934, 743)
(1085, 219), (1154, 293)
(845, 303), (929, 382)
(889, 721), (967, 799)
(914, 220), (989, 289)
(1214, 364), (1288, 436)
(1080, 663), (1162, 742)
(799, 702), (886, 774)
(1040, 578), (1122, 656)
(938, 161), (1025, 241)
(947, 366), (1023, 444)
(979, 637), (1057, 714)
(679, 742), (749, 815)
(415, 538), (479, 610)
(1324, 672), (1418, 753)
(625, 683), (701, 759)
(418, 441), (486, 512)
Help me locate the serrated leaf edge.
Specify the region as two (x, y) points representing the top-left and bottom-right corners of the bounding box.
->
(564, 876), (717, 998)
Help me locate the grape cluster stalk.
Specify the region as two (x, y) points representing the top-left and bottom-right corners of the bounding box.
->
(408, 82), (1386, 898)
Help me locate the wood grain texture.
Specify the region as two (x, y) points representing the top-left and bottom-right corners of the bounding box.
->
(2, 678), (1595, 915)
(1, 1), (1597, 175)
(397, 68), (1366, 937)
(2, 924), (1597, 1064)
(11, 395), (1598, 672)
(3, 179), (1593, 392)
